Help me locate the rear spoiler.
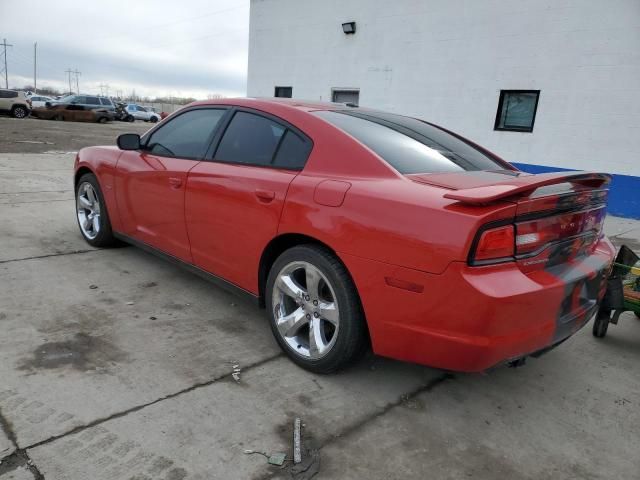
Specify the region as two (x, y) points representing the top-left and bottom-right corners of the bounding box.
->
(443, 172), (611, 205)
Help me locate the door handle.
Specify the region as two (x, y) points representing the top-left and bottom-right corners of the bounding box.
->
(255, 189), (275, 202)
(168, 177), (182, 188)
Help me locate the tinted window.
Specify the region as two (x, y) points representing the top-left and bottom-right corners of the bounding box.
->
(145, 108), (226, 159)
(273, 130), (311, 169)
(72, 96), (87, 104)
(215, 111), (285, 166)
(313, 110), (505, 174)
(100, 98), (113, 106)
(0, 90), (18, 98)
(86, 97), (101, 105)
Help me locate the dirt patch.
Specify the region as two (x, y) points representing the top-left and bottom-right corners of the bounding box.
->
(0, 117), (149, 154)
(18, 332), (128, 373)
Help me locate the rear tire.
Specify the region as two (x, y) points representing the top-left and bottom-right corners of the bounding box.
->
(150, 116), (158, 123)
(593, 310), (610, 338)
(75, 173), (117, 248)
(266, 245), (368, 373)
(97, 116), (108, 124)
(12, 106), (28, 118)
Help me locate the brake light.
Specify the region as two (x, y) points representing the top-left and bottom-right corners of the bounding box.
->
(473, 225), (515, 262)
(515, 207), (605, 256)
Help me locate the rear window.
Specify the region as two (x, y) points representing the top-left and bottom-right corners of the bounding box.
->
(313, 110), (506, 174)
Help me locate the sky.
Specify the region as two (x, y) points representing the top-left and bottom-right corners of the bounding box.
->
(0, 0), (250, 99)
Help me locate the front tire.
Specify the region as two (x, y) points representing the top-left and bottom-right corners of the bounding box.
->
(266, 245), (368, 373)
(12, 106), (28, 118)
(75, 173), (116, 248)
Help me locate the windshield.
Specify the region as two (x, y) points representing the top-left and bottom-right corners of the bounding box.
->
(313, 110), (507, 174)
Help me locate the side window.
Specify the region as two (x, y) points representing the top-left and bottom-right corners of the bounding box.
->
(73, 96), (87, 104)
(273, 130), (312, 169)
(145, 108), (226, 159)
(215, 111), (285, 166)
(100, 98), (113, 106)
(87, 97), (101, 105)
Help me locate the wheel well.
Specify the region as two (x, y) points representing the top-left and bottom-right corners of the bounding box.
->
(258, 233), (336, 307)
(74, 166), (94, 188)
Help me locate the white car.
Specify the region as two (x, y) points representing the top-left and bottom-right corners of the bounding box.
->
(126, 104), (160, 123)
(29, 95), (54, 108)
(0, 89), (31, 118)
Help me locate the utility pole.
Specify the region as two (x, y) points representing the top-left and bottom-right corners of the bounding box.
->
(1, 38), (13, 89)
(65, 68), (73, 94)
(73, 69), (81, 94)
(33, 42), (37, 93)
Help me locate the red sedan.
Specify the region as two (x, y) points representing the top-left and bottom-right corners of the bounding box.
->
(74, 98), (614, 373)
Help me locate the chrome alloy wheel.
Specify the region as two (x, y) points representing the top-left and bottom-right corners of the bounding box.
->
(272, 261), (340, 359)
(76, 182), (101, 240)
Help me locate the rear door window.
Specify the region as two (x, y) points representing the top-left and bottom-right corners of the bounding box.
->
(145, 108), (226, 159)
(214, 111), (285, 166)
(313, 110), (506, 174)
(0, 90), (18, 98)
(272, 130), (312, 169)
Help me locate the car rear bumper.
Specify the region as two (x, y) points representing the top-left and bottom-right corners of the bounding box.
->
(340, 236), (615, 372)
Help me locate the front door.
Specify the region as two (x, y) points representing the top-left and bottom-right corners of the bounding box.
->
(186, 109), (312, 293)
(114, 107), (228, 262)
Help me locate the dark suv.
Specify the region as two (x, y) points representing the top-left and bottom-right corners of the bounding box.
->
(50, 94), (116, 111)
(32, 94), (116, 123)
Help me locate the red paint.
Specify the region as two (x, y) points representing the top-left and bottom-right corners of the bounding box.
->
(75, 98), (615, 372)
(313, 180), (351, 207)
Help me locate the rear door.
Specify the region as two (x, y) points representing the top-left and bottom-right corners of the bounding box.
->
(185, 109), (313, 292)
(115, 107), (228, 261)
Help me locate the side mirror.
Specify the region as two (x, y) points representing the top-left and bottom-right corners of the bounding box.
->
(117, 133), (141, 150)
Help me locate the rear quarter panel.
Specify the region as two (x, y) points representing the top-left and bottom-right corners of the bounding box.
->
(279, 174), (517, 274)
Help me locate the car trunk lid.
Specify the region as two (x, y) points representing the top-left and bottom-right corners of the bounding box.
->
(408, 170), (611, 272)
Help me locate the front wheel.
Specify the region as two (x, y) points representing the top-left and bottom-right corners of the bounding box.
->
(266, 245), (368, 373)
(150, 116), (158, 123)
(76, 173), (117, 247)
(12, 106), (28, 118)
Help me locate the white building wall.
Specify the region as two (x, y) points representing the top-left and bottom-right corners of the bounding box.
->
(248, 0), (640, 177)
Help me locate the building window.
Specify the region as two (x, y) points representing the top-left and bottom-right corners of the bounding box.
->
(331, 88), (359, 106)
(274, 86), (292, 98)
(494, 90), (540, 132)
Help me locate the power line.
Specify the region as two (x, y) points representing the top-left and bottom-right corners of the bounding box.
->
(64, 68), (81, 94)
(1, 38), (13, 89)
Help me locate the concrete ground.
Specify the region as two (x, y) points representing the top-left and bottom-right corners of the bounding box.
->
(0, 129), (639, 479)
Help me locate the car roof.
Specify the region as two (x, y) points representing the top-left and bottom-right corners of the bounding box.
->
(188, 97), (352, 113)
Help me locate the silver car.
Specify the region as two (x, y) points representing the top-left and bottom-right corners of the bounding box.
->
(126, 104), (160, 123)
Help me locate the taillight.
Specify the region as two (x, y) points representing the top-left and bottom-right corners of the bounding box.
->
(472, 225), (515, 263)
(515, 207), (605, 256)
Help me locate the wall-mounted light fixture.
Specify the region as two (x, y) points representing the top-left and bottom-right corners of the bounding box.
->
(342, 22), (356, 34)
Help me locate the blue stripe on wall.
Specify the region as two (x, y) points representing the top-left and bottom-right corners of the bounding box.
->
(511, 163), (640, 220)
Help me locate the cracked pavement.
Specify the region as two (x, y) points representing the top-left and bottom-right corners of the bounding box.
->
(1, 119), (639, 479)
